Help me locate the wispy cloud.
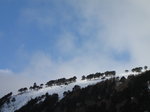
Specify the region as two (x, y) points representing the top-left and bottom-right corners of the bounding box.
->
(56, 32), (77, 55)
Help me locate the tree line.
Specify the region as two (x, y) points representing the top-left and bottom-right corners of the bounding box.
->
(17, 66), (148, 94)
(46, 76), (77, 87)
(125, 66), (148, 73)
(18, 83), (44, 93)
(82, 71), (116, 80)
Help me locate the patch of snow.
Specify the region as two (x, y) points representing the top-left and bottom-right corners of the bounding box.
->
(116, 72), (139, 78)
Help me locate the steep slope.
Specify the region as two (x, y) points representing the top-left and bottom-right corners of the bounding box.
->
(0, 76), (112, 112)
(16, 70), (150, 112)
(0, 69), (147, 112)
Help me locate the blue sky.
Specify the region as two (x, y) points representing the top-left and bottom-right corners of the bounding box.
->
(0, 0), (89, 72)
(0, 0), (150, 97)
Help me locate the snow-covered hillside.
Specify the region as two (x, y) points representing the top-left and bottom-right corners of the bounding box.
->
(0, 71), (142, 112)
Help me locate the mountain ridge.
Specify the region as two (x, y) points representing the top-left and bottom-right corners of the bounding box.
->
(0, 66), (149, 112)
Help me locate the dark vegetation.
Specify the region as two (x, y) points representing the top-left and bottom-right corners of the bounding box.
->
(0, 92), (12, 111)
(17, 76), (77, 94)
(131, 67), (143, 73)
(29, 82), (43, 91)
(46, 76), (77, 87)
(82, 71), (116, 81)
(15, 69), (150, 112)
(18, 87), (28, 93)
(15, 93), (58, 112)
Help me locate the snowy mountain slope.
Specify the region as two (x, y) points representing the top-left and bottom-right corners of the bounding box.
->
(0, 71), (143, 112)
(0, 77), (110, 112)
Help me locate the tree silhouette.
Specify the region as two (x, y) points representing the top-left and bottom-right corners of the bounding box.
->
(81, 75), (86, 80)
(132, 67), (143, 73)
(125, 70), (129, 73)
(144, 66), (148, 71)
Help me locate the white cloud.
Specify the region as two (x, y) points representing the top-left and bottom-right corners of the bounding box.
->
(68, 0), (150, 66)
(0, 69), (33, 97)
(19, 52), (57, 81)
